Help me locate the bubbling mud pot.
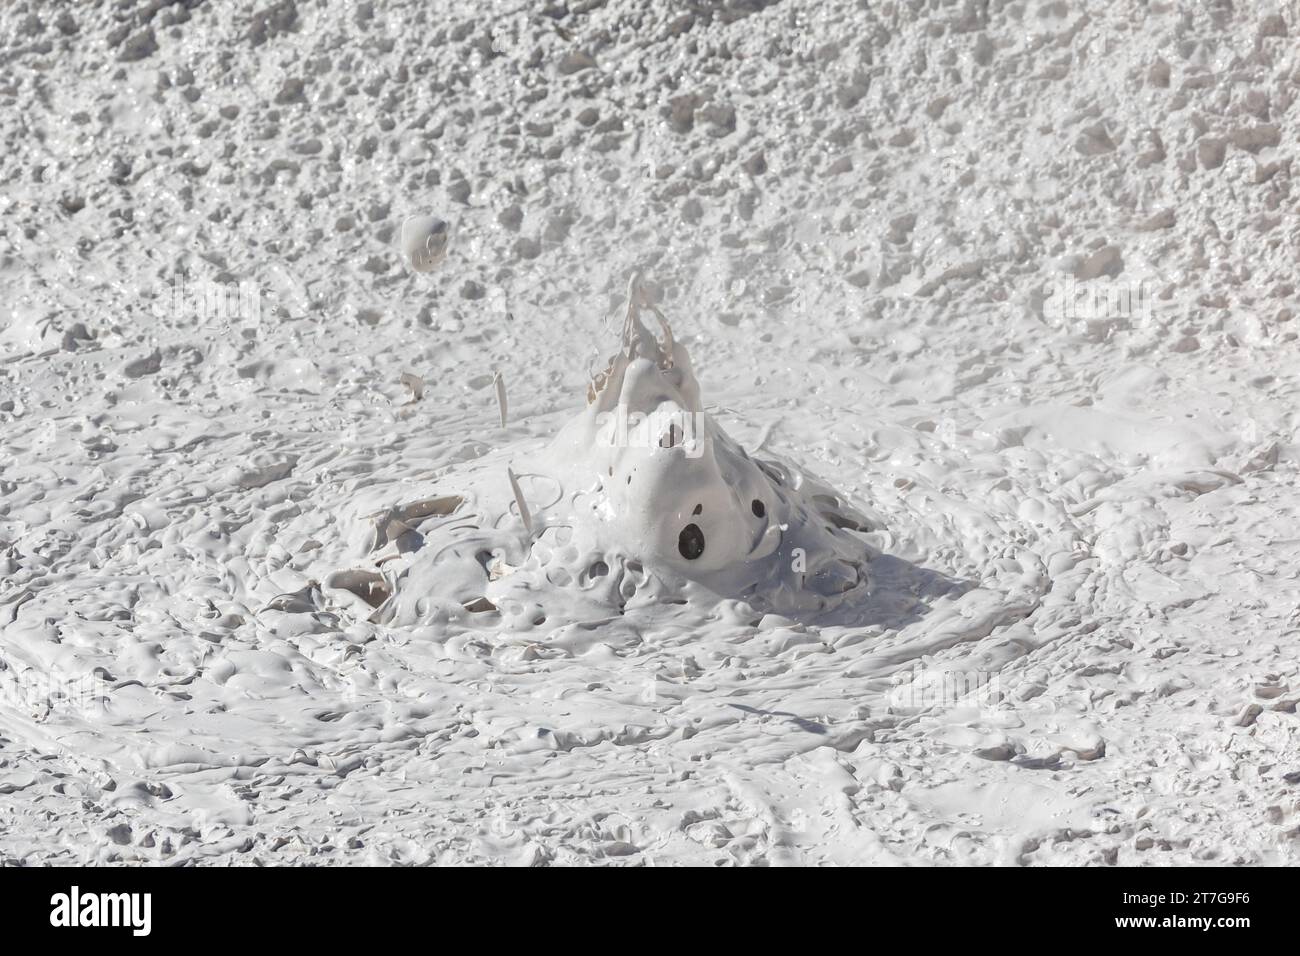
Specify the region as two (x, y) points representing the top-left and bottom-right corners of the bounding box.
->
(333, 275), (893, 630)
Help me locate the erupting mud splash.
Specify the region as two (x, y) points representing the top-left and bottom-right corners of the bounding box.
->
(328, 275), (880, 630)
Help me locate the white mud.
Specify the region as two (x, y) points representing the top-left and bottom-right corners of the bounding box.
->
(0, 1), (1298, 865)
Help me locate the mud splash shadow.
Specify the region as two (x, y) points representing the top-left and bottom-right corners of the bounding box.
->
(774, 551), (973, 631)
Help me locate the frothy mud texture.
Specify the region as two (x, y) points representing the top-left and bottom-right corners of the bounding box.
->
(2, 2), (1299, 865)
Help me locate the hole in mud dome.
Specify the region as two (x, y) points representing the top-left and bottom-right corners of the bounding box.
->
(462, 596), (496, 613)
(751, 499), (766, 518)
(533, 615), (546, 626)
(678, 523), (705, 560)
(692, 503), (703, 515)
(589, 560), (609, 578)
